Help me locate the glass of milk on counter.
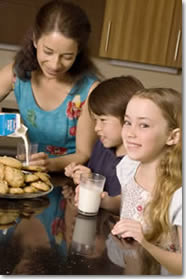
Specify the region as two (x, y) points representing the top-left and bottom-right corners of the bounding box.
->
(78, 173), (106, 216)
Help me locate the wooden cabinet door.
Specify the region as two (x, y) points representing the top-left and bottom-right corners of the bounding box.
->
(0, 0), (50, 45)
(66, 0), (106, 57)
(99, 0), (180, 68)
(165, 0), (182, 68)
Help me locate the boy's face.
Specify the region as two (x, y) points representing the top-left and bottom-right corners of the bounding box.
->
(93, 114), (123, 150)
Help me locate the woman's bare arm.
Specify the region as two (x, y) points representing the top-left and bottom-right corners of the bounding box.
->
(0, 63), (14, 101)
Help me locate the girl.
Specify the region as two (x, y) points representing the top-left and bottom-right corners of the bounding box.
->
(64, 76), (144, 196)
(105, 88), (182, 274)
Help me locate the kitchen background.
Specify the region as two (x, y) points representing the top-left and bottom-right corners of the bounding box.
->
(0, 0), (182, 112)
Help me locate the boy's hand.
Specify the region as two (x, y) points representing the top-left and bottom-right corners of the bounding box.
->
(71, 165), (91, 184)
(64, 162), (77, 177)
(65, 164), (91, 185)
(74, 185), (80, 207)
(64, 163), (91, 184)
(61, 185), (74, 200)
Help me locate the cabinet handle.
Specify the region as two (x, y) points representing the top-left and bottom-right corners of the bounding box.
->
(105, 21), (112, 53)
(174, 29), (181, 61)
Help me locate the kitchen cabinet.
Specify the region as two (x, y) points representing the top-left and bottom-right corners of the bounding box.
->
(66, 0), (106, 57)
(99, 0), (182, 69)
(0, 0), (49, 45)
(0, 0), (106, 57)
(165, 0), (182, 68)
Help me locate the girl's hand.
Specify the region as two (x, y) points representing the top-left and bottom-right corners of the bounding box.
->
(29, 152), (49, 171)
(111, 218), (146, 245)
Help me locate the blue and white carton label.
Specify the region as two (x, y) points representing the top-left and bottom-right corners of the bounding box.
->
(0, 113), (21, 136)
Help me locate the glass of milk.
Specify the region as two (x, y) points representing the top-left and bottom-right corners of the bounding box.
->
(71, 214), (97, 256)
(78, 173), (106, 216)
(17, 142), (38, 166)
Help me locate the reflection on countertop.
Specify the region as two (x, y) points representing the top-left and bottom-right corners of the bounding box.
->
(0, 178), (161, 275)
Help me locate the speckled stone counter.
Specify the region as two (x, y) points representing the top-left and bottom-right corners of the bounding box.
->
(0, 174), (160, 275)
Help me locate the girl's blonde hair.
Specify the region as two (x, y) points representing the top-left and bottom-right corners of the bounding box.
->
(134, 88), (182, 242)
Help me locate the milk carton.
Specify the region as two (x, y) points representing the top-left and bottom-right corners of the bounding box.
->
(0, 113), (21, 136)
(0, 113), (29, 165)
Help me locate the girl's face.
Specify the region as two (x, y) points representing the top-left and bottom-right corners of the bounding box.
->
(93, 114), (123, 150)
(34, 32), (78, 79)
(122, 97), (170, 163)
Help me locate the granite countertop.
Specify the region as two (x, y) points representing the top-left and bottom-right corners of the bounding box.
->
(0, 173), (161, 275)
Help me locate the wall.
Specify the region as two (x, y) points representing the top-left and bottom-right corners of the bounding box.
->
(0, 48), (16, 65)
(0, 49), (18, 110)
(93, 58), (182, 92)
(0, 48), (182, 110)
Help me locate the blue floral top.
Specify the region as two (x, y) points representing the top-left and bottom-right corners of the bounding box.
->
(13, 74), (98, 157)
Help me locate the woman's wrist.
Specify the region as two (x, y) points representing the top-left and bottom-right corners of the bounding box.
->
(47, 157), (58, 172)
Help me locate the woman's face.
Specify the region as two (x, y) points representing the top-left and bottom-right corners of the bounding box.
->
(34, 32), (78, 79)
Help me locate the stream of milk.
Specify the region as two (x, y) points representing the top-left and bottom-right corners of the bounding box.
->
(16, 126), (29, 165)
(0, 113), (29, 165)
(10, 124), (29, 165)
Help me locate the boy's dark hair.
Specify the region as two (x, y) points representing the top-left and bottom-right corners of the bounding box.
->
(88, 76), (144, 123)
(14, 0), (100, 80)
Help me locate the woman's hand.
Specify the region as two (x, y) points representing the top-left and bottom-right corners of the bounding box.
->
(29, 152), (49, 171)
(111, 219), (146, 245)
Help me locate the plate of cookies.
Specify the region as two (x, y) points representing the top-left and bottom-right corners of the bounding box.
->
(0, 156), (54, 199)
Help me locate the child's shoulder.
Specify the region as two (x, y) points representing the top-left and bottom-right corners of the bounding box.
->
(169, 187), (182, 226)
(116, 155), (140, 185)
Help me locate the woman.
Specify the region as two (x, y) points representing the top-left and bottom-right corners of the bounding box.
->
(0, 0), (100, 171)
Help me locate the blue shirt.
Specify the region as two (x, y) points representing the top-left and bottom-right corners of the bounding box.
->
(87, 140), (123, 196)
(14, 74), (97, 157)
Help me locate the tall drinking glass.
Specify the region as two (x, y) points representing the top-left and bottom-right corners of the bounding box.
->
(78, 173), (106, 216)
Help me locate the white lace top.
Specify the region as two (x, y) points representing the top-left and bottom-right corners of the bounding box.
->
(120, 175), (151, 231)
(117, 155), (182, 252)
